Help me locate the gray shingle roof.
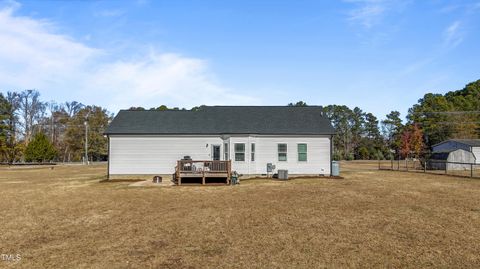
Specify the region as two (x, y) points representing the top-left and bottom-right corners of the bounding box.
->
(449, 139), (480, 147)
(433, 139), (480, 148)
(105, 106), (335, 135)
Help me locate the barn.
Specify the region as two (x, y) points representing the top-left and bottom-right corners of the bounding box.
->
(432, 139), (480, 164)
(104, 106), (335, 182)
(429, 149), (476, 170)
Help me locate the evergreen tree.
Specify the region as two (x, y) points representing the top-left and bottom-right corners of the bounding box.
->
(24, 132), (57, 162)
(381, 111), (403, 154)
(288, 101), (308, 107)
(407, 80), (480, 148)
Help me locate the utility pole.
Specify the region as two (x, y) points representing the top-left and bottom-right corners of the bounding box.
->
(84, 117), (89, 165)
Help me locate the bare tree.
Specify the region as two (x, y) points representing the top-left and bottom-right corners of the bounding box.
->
(2, 92), (21, 163)
(18, 90), (45, 144)
(65, 101), (84, 118)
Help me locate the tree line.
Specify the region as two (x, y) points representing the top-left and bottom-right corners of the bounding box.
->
(1, 80), (478, 163)
(0, 90), (112, 163)
(310, 79), (479, 160)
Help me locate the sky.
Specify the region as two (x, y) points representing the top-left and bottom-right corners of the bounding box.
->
(0, 0), (479, 119)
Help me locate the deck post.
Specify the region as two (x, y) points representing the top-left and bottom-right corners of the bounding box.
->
(177, 160), (181, 185)
(227, 160), (231, 184)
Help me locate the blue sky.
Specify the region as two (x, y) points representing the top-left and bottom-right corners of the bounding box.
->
(0, 0), (479, 119)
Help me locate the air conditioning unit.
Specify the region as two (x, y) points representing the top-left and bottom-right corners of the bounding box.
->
(278, 170), (288, 180)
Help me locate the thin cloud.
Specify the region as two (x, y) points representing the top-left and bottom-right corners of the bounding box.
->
(443, 20), (464, 49)
(344, 0), (411, 29)
(345, 0), (386, 28)
(0, 3), (257, 111)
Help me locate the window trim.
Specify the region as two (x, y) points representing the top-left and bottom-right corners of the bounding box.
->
(234, 143), (245, 162)
(278, 143), (288, 162)
(224, 143), (229, 161)
(297, 143), (308, 162)
(251, 143), (255, 162)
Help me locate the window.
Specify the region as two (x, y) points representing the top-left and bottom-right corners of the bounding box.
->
(224, 143), (229, 160)
(298, 144), (307, 162)
(251, 143), (255, 162)
(278, 143), (287, 161)
(234, 143), (245, 161)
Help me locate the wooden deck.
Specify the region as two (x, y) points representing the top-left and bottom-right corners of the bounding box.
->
(175, 160), (231, 185)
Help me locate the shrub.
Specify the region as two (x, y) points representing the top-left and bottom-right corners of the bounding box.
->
(359, 147), (369, 160)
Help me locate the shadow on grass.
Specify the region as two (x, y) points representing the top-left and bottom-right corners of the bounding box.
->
(99, 178), (145, 183)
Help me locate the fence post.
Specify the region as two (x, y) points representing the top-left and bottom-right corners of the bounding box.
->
(424, 161), (427, 173)
(406, 159), (408, 171)
(471, 164), (473, 178)
(445, 162), (447, 174)
(391, 158), (393, 170)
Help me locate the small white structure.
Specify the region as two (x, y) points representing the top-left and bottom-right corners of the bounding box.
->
(429, 149), (476, 170)
(432, 139), (480, 164)
(105, 106), (335, 178)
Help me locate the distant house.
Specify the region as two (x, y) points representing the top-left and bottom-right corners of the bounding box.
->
(432, 139), (480, 164)
(104, 106), (335, 179)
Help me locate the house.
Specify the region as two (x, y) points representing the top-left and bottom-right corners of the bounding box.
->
(104, 106), (335, 180)
(428, 149), (476, 170)
(432, 139), (480, 164)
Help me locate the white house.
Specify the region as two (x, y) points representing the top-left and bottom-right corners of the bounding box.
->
(432, 139), (480, 164)
(105, 106), (335, 179)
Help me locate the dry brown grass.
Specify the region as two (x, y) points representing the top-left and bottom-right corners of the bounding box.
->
(1, 162), (480, 268)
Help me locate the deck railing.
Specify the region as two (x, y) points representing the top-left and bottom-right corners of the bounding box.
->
(177, 160), (230, 173)
(175, 160), (232, 185)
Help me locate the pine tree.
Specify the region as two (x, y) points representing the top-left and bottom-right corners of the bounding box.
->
(24, 132), (57, 162)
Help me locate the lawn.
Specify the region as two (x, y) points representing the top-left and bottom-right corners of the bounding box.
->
(1, 162), (480, 268)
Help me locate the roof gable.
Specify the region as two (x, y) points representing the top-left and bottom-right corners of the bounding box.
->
(105, 106), (335, 135)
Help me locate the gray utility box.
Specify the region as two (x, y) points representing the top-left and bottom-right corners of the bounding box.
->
(278, 170), (288, 180)
(332, 161), (340, 176)
(267, 163), (276, 173)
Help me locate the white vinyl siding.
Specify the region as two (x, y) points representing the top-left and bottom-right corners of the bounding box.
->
(253, 136), (331, 175)
(109, 135), (332, 176)
(109, 136), (223, 174)
(229, 135), (331, 175)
